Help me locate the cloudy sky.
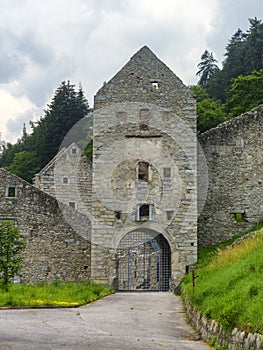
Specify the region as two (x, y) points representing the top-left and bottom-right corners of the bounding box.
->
(0, 0), (262, 143)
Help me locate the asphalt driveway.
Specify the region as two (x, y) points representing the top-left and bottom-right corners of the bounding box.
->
(0, 292), (210, 349)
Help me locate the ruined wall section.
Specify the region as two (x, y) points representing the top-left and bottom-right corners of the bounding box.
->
(198, 105), (263, 246)
(33, 143), (92, 215)
(0, 168), (91, 283)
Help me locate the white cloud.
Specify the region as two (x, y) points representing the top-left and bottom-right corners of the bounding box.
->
(0, 0), (262, 143)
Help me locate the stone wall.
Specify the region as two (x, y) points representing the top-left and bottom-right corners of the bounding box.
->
(183, 292), (263, 350)
(94, 46), (196, 131)
(198, 105), (263, 247)
(33, 143), (92, 215)
(0, 168), (91, 283)
(92, 46), (198, 288)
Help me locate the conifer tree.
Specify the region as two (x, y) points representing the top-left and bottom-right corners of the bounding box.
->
(196, 50), (219, 87)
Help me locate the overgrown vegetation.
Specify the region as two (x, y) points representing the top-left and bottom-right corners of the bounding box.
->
(182, 221), (263, 334)
(0, 280), (114, 307)
(0, 221), (25, 291)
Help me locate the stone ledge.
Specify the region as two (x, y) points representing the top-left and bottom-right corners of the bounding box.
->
(182, 291), (263, 349)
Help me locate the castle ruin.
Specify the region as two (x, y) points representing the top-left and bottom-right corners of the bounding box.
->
(0, 46), (262, 290)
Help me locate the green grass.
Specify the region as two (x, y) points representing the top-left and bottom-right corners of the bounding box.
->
(0, 280), (114, 307)
(182, 223), (263, 334)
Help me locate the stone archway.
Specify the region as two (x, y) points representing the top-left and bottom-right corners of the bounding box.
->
(117, 230), (171, 291)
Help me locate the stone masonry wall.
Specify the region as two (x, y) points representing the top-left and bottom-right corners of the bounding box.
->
(0, 168), (91, 283)
(33, 143), (92, 215)
(183, 292), (263, 350)
(198, 105), (263, 247)
(92, 47), (198, 287)
(94, 46), (196, 131)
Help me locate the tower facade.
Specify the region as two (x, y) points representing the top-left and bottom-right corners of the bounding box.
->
(91, 46), (197, 290)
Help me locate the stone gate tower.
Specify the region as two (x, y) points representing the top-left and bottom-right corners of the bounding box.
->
(91, 46), (197, 290)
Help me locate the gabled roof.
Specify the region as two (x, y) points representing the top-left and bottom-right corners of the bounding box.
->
(34, 142), (81, 177)
(94, 46), (193, 109)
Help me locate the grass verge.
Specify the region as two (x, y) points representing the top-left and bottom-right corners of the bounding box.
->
(0, 280), (114, 307)
(182, 223), (263, 334)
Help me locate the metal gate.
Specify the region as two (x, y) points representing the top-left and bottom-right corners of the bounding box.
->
(117, 230), (171, 291)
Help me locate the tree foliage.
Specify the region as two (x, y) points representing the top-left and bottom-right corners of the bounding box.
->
(194, 17), (263, 132)
(1, 81), (91, 182)
(199, 17), (263, 103)
(190, 86), (227, 133)
(226, 69), (263, 118)
(0, 221), (25, 291)
(196, 50), (219, 87)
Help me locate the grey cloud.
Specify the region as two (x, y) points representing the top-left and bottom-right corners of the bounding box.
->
(0, 29), (54, 84)
(207, 0), (263, 63)
(17, 31), (54, 67)
(6, 109), (37, 141)
(0, 31), (26, 83)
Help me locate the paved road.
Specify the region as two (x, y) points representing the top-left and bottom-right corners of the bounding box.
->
(0, 292), (211, 350)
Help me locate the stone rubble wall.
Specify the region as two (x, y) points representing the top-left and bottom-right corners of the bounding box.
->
(33, 143), (92, 215)
(0, 168), (91, 283)
(94, 46), (196, 132)
(91, 46), (198, 287)
(91, 101), (197, 287)
(198, 105), (263, 247)
(182, 292), (263, 349)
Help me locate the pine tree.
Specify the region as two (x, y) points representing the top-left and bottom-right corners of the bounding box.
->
(196, 50), (219, 87)
(36, 81), (90, 167)
(1, 81), (91, 182)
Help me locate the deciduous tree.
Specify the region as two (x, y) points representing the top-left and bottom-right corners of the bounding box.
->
(0, 221), (24, 291)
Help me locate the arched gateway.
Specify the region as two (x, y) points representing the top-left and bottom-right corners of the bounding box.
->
(117, 230), (171, 291)
(90, 46), (198, 289)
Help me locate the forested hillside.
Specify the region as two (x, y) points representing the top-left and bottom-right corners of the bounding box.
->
(194, 17), (263, 132)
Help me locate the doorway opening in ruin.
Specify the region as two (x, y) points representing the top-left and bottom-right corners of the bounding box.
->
(117, 230), (171, 291)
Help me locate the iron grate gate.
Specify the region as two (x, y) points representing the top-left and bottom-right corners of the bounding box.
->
(117, 231), (171, 291)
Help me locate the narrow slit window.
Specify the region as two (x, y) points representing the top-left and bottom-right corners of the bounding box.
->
(6, 187), (16, 198)
(163, 167), (171, 178)
(62, 177), (69, 184)
(138, 162), (149, 182)
(164, 111), (171, 122)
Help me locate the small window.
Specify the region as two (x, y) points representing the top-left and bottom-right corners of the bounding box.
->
(62, 177), (69, 185)
(235, 212), (245, 222)
(136, 204), (153, 221)
(138, 162), (149, 182)
(151, 81), (159, 90)
(236, 138), (245, 149)
(139, 123), (149, 131)
(166, 210), (174, 221)
(115, 211), (121, 219)
(6, 187), (16, 198)
(163, 167), (171, 178)
(72, 148), (77, 155)
(69, 202), (76, 209)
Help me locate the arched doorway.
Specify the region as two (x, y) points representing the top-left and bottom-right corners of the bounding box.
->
(117, 230), (171, 291)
